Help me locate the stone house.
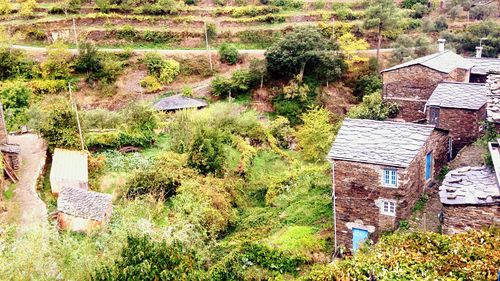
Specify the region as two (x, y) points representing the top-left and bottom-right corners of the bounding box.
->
(50, 148), (88, 195)
(438, 140), (500, 234)
(327, 119), (449, 253)
(57, 186), (113, 232)
(425, 82), (487, 156)
(153, 95), (207, 112)
(467, 57), (500, 83)
(381, 50), (473, 122)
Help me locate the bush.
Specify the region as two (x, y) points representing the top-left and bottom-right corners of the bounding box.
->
(347, 92), (399, 120)
(353, 75), (382, 101)
(143, 53), (180, 84)
(433, 16), (448, 32)
(218, 43), (239, 65)
(268, 0), (303, 9)
(40, 42), (73, 80)
(0, 80), (31, 130)
(0, 48), (37, 80)
(92, 234), (207, 281)
(19, 0), (37, 18)
(296, 107), (335, 162)
(29, 79), (67, 95)
(0, 0), (12, 15)
(95, 0), (111, 13)
(140, 75), (162, 92)
(187, 127), (227, 176)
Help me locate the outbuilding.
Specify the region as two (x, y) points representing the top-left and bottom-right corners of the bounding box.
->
(50, 149), (88, 195)
(57, 186), (113, 232)
(425, 82), (487, 156)
(153, 95), (207, 112)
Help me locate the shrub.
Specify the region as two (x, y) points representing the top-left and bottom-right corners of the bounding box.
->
(0, 48), (36, 80)
(19, 0), (37, 18)
(0, 80), (31, 130)
(0, 0), (12, 15)
(347, 92), (399, 120)
(40, 42), (73, 80)
(218, 42), (239, 65)
(353, 75), (382, 101)
(273, 96), (306, 126)
(211, 75), (232, 97)
(92, 234), (207, 281)
(296, 107), (335, 162)
(140, 75), (162, 92)
(143, 53), (180, 84)
(95, 0), (111, 13)
(400, 0), (428, 9)
(269, 0), (303, 9)
(29, 79), (67, 95)
(433, 16), (448, 32)
(187, 127), (227, 176)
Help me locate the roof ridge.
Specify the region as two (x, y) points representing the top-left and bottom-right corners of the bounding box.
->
(344, 118), (436, 128)
(419, 50), (450, 64)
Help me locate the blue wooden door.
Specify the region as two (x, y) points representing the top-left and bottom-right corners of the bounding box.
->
(352, 228), (369, 252)
(425, 152), (432, 180)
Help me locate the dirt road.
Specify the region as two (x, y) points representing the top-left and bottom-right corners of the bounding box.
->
(10, 134), (48, 235)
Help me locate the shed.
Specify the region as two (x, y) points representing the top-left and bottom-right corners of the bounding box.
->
(50, 149), (88, 195)
(57, 186), (113, 232)
(153, 95), (207, 112)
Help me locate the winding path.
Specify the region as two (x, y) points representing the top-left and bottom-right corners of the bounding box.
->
(10, 134), (48, 235)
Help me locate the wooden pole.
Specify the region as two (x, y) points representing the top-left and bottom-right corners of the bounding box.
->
(68, 83), (84, 150)
(72, 18), (79, 51)
(204, 22), (213, 71)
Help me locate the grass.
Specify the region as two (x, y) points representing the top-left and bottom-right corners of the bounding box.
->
(3, 183), (17, 200)
(268, 225), (325, 255)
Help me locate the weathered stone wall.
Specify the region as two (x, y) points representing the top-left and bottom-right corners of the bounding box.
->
(333, 129), (449, 252)
(442, 204), (500, 234)
(382, 65), (468, 122)
(57, 212), (103, 232)
(428, 106), (486, 156)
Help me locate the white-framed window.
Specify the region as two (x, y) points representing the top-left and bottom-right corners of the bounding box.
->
(382, 169), (397, 187)
(380, 200), (396, 216)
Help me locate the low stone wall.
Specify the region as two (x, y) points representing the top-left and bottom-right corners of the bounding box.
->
(442, 204), (500, 234)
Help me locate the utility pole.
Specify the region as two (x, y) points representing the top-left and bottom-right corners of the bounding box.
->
(72, 18), (79, 51)
(68, 83), (84, 151)
(204, 21), (213, 72)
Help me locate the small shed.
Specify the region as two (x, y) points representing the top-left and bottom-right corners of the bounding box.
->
(57, 186), (113, 232)
(153, 95), (207, 112)
(50, 149), (88, 195)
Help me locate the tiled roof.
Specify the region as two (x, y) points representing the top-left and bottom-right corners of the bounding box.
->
(426, 82), (487, 110)
(381, 51), (473, 74)
(327, 118), (436, 167)
(154, 95), (207, 111)
(50, 149), (88, 182)
(467, 57), (500, 75)
(486, 72), (500, 123)
(438, 166), (500, 205)
(57, 187), (112, 221)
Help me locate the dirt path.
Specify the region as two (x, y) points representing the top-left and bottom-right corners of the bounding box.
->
(10, 134), (48, 235)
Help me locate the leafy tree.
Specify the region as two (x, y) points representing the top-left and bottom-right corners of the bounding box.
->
(249, 58), (267, 89)
(353, 75), (382, 101)
(29, 96), (81, 150)
(40, 42), (73, 80)
(364, 0), (403, 66)
(0, 80), (31, 130)
(92, 234), (206, 281)
(266, 26), (344, 82)
(295, 107), (335, 162)
(0, 0), (12, 15)
(337, 32), (369, 68)
(187, 127), (226, 176)
(211, 70), (257, 98)
(218, 42), (239, 65)
(0, 48), (36, 80)
(347, 92), (398, 120)
(19, 0), (37, 18)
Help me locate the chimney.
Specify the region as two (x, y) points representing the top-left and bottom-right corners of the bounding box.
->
(475, 46), (483, 58)
(438, 38), (446, 52)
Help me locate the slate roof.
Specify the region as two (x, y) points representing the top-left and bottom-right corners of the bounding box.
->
(438, 166), (500, 205)
(381, 51), (473, 74)
(57, 187), (112, 221)
(426, 82), (487, 110)
(327, 118), (436, 167)
(467, 57), (500, 75)
(50, 149), (88, 182)
(154, 95), (207, 111)
(486, 72), (500, 123)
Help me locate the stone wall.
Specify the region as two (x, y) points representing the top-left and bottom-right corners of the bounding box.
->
(428, 106), (486, 156)
(332, 129), (449, 252)
(442, 204), (500, 234)
(382, 65), (468, 122)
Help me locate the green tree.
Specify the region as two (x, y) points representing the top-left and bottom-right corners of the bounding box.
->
(29, 96), (81, 150)
(187, 127), (226, 176)
(295, 107), (335, 162)
(0, 80), (31, 130)
(265, 26), (344, 82)
(40, 42), (73, 80)
(364, 0), (403, 66)
(347, 92), (398, 120)
(218, 42), (239, 65)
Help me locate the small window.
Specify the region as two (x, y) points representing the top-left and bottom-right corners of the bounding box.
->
(381, 200), (396, 216)
(382, 169), (397, 187)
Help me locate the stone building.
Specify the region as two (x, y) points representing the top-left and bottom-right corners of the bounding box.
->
(57, 186), (113, 232)
(425, 82), (487, 156)
(438, 141), (500, 234)
(327, 119), (449, 252)
(381, 50), (472, 122)
(467, 57), (500, 83)
(50, 149), (89, 195)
